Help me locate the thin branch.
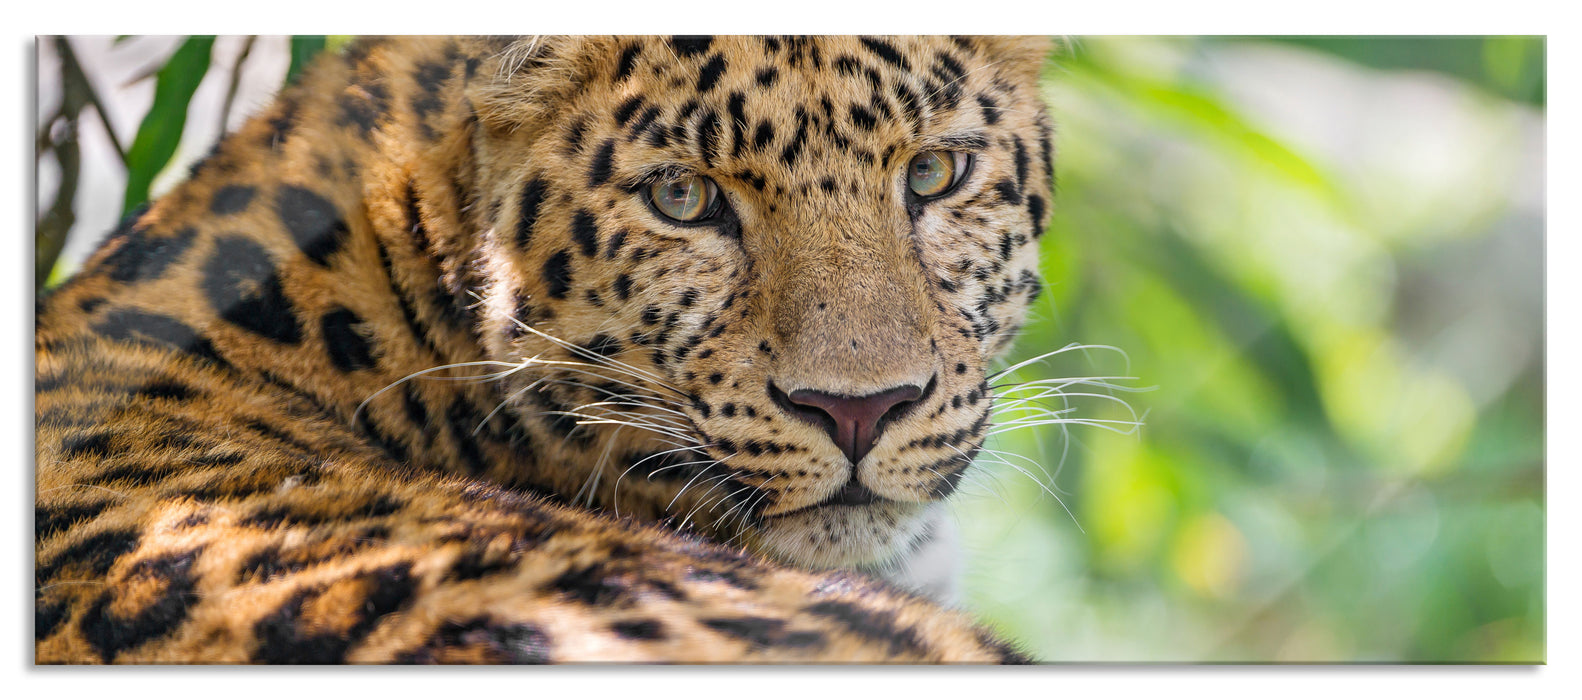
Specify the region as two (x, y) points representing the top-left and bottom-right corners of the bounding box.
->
(54, 36), (128, 166)
(218, 35), (257, 136)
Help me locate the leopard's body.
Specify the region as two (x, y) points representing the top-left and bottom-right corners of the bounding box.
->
(34, 35), (1055, 663)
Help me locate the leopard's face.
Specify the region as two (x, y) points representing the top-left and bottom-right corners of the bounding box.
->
(468, 36), (1053, 570)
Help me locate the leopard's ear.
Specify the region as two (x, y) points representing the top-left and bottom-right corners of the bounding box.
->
(966, 36), (1054, 87)
(468, 35), (626, 132)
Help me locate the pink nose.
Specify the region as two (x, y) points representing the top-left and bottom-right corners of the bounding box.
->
(780, 382), (927, 464)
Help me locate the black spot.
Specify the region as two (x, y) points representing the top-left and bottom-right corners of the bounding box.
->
(253, 563), (417, 664)
(58, 430), (120, 460)
(992, 179), (1023, 206)
(727, 91), (748, 157)
(615, 43), (643, 81)
(571, 210), (600, 257)
(413, 60), (450, 97)
(696, 110), (721, 168)
(610, 619), (666, 641)
(849, 104), (878, 131)
(1013, 136), (1029, 189)
(275, 185), (350, 266)
(90, 309), (227, 367)
(605, 228), (628, 260)
(321, 307), (377, 372)
(628, 106), (663, 142)
(684, 565), (760, 591)
(755, 66), (779, 87)
(548, 564), (627, 606)
(751, 121), (776, 152)
(337, 76), (389, 138)
(702, 616), (826, 651)
(35, 527), (140, 587)
(446, 546), (517, 582)
(79, 548), (201, 662)
(265, 95), (298, 147)
(613, 273), (634, 301)
(76, 295), (107, 314)
(543, 250), (574, 299)
(614, 95), (645, 126)
(398, 617), (553, 664)
(891, 80), (923, 127)
(586, 334), (623, 357)
(696, 54), (727, 94)
(444, 399), (491, 475)
(670, 36), (713, 58)
(209, 185), (256, 215)
(516, 179), (546, 249)
(35, 500), (112, 541)
(929, 464), (967, 498)
(35, 597), (68, 641)
(101, 225), (198, 284)
(781, 109), (810, 167)
(134, 379), (196, 401)
(1028, 193), (1047, 238)
(859, 37), (911, 71)
(202, 236), (303, 345)
(804, 600), (928, 657)
(563, 117), (589, 154)
(588, 139), (617, 188)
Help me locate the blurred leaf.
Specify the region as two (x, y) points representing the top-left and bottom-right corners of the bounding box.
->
(287, 36), (328, 86)
(121, 36), (214, 216)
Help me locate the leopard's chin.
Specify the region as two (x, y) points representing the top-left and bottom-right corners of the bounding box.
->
(750, 499), (934, 570)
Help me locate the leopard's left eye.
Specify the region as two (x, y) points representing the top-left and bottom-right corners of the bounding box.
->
(906, 151), (972, 199)
(647, 175), (721, 223)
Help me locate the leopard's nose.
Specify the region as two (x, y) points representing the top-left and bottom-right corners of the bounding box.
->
(772, 380), (931, 465)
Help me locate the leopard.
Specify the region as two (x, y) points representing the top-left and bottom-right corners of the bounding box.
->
(34, 35), (1056, 663)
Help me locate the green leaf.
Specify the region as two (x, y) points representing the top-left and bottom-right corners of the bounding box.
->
(287, 36), (329, 87)
(120, 36), (215, 216)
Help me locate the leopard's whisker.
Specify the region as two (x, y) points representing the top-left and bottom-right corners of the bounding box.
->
(666, 457), (738, 512)
(678, 472), (745, 531)
(495, 307), (688, 397)
(613, 444), (711, 518)
(987, 343), (1134, 380)
(946, 441), (1082, 532)
(578, 425), (625, 507)
(356, 359), (537, 421)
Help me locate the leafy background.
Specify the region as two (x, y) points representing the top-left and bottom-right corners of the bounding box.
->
(35, 36), (1545, 662)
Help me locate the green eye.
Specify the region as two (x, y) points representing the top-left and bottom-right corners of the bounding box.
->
(648, 175), (720, 223)
(906, 151), (970, 198)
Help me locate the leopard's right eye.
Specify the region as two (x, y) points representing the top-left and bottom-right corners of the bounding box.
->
(647, 175), (721, 223)
(906, 151), (973, 200)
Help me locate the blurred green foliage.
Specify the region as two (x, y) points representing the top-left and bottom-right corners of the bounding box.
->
(960, 36), (1543, 662)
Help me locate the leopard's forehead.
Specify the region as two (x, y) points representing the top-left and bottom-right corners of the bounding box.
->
(522, 36), (1043, 186)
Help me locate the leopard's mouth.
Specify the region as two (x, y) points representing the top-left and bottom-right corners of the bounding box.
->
(763, 480), (887, 520)
(749, 496), (931, 569)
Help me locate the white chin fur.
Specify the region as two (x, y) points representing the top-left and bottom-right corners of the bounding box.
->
(755, 502), (962, 604)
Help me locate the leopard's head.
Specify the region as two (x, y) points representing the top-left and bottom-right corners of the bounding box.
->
(465, 36), (1053, 570)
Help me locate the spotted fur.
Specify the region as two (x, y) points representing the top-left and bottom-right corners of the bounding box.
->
(35, 35), (1055, 663)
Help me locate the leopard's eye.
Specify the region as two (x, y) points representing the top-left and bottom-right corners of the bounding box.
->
(648, 175), (720, 223)
(906, 151), (971, 199)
